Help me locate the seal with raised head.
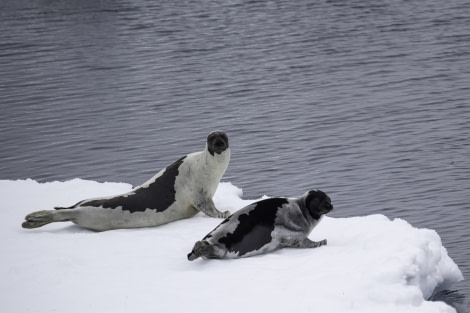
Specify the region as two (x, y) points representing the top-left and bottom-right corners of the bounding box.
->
(187, 189), (333, 260)
(22, 131), (231, 231)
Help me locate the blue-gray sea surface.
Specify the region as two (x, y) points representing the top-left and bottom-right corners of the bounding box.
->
(1, 0), (469, 310)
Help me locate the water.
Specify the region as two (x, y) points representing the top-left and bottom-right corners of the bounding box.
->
(1, 0), (469, 310)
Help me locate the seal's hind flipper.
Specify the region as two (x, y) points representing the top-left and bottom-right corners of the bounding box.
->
(22, 209), (73, 229)
(22, 210), (55, 228)
(187, 241), (213, 261)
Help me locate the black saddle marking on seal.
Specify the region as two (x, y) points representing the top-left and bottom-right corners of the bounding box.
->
(218, 198), (288, 256)
(78, 156), (186, 213)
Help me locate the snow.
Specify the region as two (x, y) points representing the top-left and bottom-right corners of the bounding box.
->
(1, 179), (463, 313)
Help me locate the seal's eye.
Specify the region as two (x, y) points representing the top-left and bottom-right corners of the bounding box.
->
(307, 197), (320, 210)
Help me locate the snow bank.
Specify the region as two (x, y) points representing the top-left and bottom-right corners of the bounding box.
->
(0, 179), (463, 313)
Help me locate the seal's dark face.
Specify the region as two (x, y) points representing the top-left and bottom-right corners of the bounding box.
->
(305, 190), (333, 219)
(207, 131), (229, 155)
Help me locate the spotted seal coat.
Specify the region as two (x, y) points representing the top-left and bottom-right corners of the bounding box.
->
(187, 189), (333, 260)
(22, 131), (231, 231)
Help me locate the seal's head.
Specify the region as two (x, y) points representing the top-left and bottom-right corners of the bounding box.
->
(207, 131), (229, 155)
(303, 190), (333, 219)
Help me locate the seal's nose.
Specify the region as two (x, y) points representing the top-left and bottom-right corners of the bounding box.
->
(323, 202), (333, 213)
(214, 138), (226, 148)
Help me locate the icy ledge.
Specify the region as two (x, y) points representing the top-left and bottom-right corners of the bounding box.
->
(1, 179), (463, 313)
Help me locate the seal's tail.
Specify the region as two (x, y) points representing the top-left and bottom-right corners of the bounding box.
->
(22, 210), (70, 229)
(187, 240), (213, 261)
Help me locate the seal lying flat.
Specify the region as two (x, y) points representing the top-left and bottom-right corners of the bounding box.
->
(187, 189), (333, 260)
(22, 131), (231, 231)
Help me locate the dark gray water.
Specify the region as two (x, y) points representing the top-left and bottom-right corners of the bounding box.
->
(1, 0), (469, 310)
